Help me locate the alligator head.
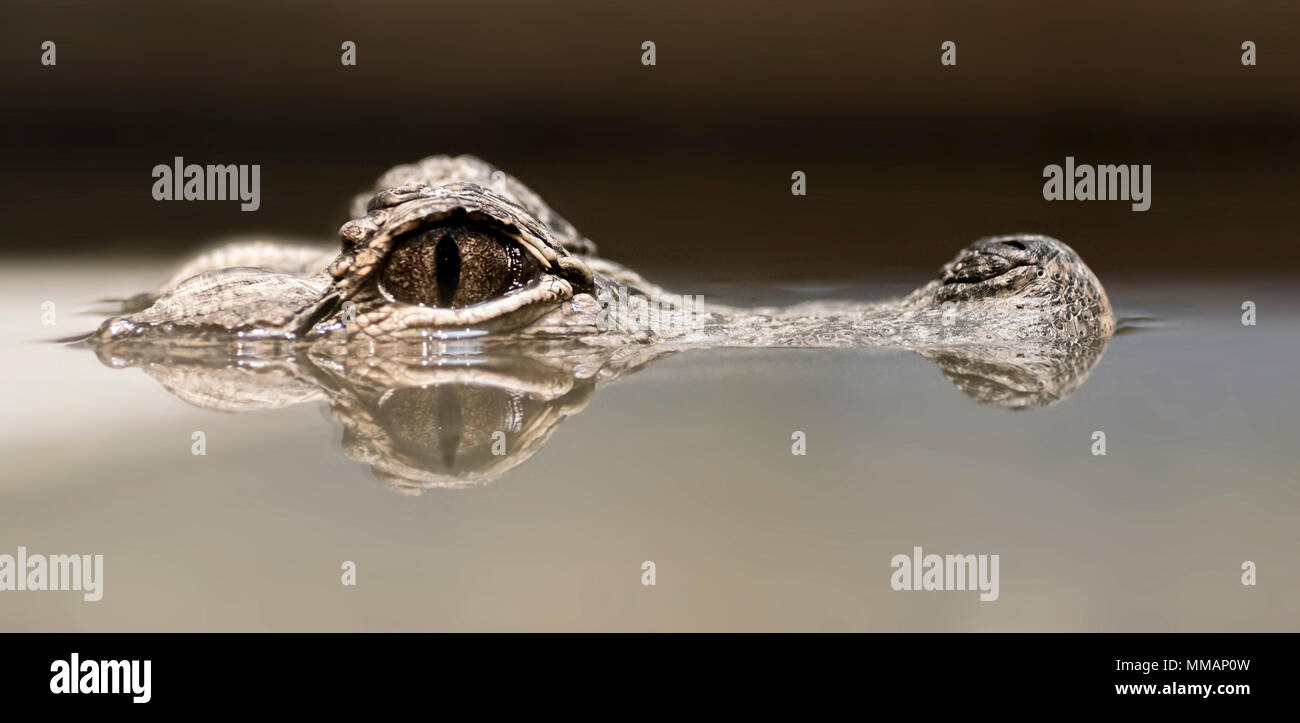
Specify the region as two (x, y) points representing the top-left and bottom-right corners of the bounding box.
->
(81, 155), (1116, 490)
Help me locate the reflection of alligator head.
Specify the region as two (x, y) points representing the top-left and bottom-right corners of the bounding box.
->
(91, 338), (674, 493)
(305, 343), (643, 493)
(82, 154), (1114, 490)
(319, 355), (593, 493)
(917, 343), (1107, 410)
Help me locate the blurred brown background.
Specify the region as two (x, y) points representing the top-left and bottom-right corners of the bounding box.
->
(3, 0), (1298, 275)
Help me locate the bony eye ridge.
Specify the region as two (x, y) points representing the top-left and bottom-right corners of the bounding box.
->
(378, 222), (542, 308)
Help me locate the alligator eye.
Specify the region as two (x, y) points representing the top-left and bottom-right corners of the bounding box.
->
(378, 222), (542, 308)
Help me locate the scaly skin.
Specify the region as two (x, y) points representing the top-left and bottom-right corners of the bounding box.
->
(94, 154), (1112, 347)
(84, 155), (1117, 490)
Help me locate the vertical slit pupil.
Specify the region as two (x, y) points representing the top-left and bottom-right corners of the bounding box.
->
(437, 384), (462, 468)
(435, 232), (461, 307)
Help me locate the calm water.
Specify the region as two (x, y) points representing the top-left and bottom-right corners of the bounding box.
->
(1, 262), (1295, 631)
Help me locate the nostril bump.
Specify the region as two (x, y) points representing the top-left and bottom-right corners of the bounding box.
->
(1002, 240), (1027, 250)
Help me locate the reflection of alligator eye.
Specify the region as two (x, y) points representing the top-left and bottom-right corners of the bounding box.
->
(379, 221), (542, 308)
(377, 385), (537, 472)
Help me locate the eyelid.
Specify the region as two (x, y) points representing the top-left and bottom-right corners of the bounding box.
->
(518, 241), (550, 269)
(357, 274), (574, 337)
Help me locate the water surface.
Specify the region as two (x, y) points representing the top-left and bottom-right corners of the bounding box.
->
(1, 263), (1295, 631)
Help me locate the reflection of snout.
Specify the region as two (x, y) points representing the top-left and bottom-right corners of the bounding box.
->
(919, 334), (1109, 410)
